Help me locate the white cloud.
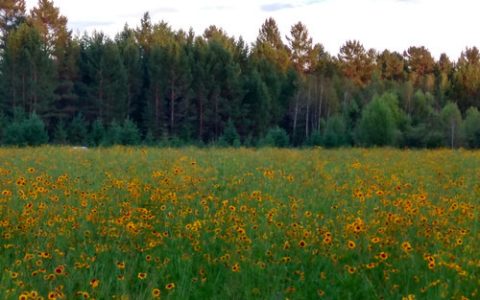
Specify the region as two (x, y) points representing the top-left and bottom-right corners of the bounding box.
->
(24, 0), (480, 59)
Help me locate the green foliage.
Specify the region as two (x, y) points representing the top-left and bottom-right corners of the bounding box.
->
(53, 120), (68, 144)
(357, 94), (396, 146)
(68, 114), (87, 145)
(143, 130), (156, 146)
(441, 102), (463, 148)
(260, 127), (290, 147)
(323, 115), (347, 148)
(3, 112), (49, 146)
(306, 130), (322, 147)
(104, 121), (122, 146)
(88, 119), (106, 147)
(0, 112), (6, 142)
(120, 119), (141, 145)
(218, 119), (241, 147)
(463, 107), (480, 148)
(1, 23), (55, 116)
(2, 10), (480, 149)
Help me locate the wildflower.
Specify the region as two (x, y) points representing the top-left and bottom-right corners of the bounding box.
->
(232, 263), (240, 272)
(19, 294), (29, 300)
(90, 279), (99, 289)
(152, 288), (161, 298)
(298, 240), (306, 248)
(76, 291), (90, 299)
(138, 272), (147, 280)
(54, 265), (65, 275)
(116, 261), (125, 269)
(165, 282), (175, 290)
(379, 252), (389, 261)
(347, 240), (356, 249)
(402, 241), (413, 252)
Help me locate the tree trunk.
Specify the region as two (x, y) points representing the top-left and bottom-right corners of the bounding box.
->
(98, 74), (104, 120)
(305, 101), (310, 138)
(198, 97), (204, 140)
(33, 68), (38, 113)
(451, 119), (455, 149)
(170, 82), (175, 135)
(318, 81), (324, 132)
(293, 93), (299, 139)
(155, 85), (160, 135)
(22, 74), (26, 111)
(214, 95), (219, 140)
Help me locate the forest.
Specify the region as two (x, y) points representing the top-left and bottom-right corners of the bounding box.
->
(2, 0), (480, 148)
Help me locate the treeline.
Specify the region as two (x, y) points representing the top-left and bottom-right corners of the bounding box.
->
(2, 1), (480, 148)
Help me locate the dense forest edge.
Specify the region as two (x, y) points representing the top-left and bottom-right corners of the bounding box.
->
(2, 0), (480, 148)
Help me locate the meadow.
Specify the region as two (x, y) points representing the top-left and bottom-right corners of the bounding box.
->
(0, 147), (478, 300)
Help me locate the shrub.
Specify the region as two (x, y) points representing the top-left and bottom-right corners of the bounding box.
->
(3, 113), (49, 146)
(260, 127), (290, 148)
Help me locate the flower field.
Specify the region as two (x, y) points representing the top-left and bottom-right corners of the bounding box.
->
(0, 147), (478, 299)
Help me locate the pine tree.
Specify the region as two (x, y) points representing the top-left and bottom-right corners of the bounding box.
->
(116, 25), (142, 121)
(0, 0), (26, 50)
(29, 0), (69, 58)
(338, 40), (375, 87)
(0, 23), (55, 117)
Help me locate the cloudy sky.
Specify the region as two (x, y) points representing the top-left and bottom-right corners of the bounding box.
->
(25, 0), (479, 60)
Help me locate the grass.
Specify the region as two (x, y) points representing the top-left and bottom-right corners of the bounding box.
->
(0, 147), (478, 299)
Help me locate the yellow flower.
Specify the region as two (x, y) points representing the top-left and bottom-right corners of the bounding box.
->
(347, 240), (356, 249)
(232, 263), (240, 272)
(165, 282), (176, 290)
(152, 288), (161, 298)
(379, 252), (389, 260)
(402, 241), (413, 252)
(298, 240), (307, 248)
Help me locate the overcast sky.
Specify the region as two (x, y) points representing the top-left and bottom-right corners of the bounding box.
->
(25, 0), (480, 60)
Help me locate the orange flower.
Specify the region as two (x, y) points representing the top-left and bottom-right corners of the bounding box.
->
(90, 279), (100, 288)
(116, 261), (125, 269)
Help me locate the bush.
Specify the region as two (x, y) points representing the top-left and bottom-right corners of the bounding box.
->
(88, 119), (106, 147)
(357, 95), (396, 146)
(120, 119), (141, 145)
(53, 120), (68, 145)
(306, 130), (322, 147)
(104, 121), (122, 146)
(218, 119), (241, 147)
(323, 115), (347, 148)
(3, 113), (49, 146)
(68, 114), (88, 145)
(260, 127), (290, 148)
(464, 107), (480, 148)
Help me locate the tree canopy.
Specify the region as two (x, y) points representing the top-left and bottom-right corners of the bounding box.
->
(1, 2), (479, 148)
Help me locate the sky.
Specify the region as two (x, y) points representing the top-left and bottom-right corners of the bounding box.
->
(24, 0), (480, 60)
